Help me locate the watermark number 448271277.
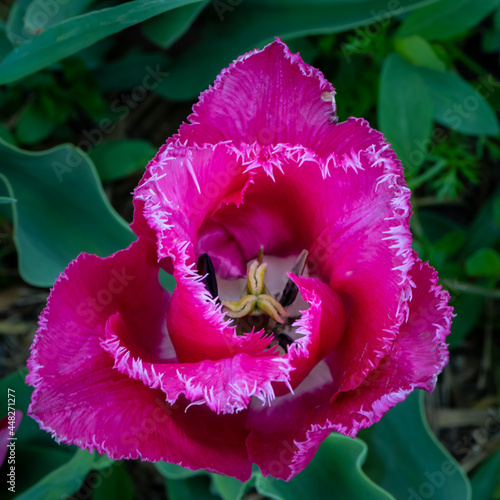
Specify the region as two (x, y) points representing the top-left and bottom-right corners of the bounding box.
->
(6, 388), (16, 493)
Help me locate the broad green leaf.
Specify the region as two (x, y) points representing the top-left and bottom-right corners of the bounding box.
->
(154, 0), (439, 101)
(462, 187), (500, 257)
(0, 137), (134, 287)
(255, 434), (394, 500)
(465, 248), (500, 277)
(359, 391), (472, 500)
(5, 0), (33, 46)
(142, 1), (209, 48)
(0, 123), (16, 145)
(16, 102), (55, 145)
(166, 476), (220, 500)
(94, 50), (170, 92)
(0, 0), (204, 84)
(448, 293), (484, 346)
(471, 449), (500, 500)
(89, 139), (156, 181)
(417, 67), (500, 136)
(378, 52), (433, 172)
(24, 0), (96, 34)
(155, 461), (202, 480)
(15, 449), (108, 500)
(396, 0), (500, 41)
(92, 462), (134, 500)
(394, 35), (445, 71)
(0, 22), (12, 59)
(211, 474), (247, 500)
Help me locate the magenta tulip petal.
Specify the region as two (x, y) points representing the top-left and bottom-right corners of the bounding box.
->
(27, 238), (255, 479)
(247, 257), (451, 480)
(285, 275), (345, 390)
(102, 311), (291, 415)
(174, 38), (336, 149)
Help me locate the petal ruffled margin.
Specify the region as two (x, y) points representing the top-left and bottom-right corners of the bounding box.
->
(245, 257), (451, 480)
(26, 239), (254, 479)
(173, 38), (336, 150)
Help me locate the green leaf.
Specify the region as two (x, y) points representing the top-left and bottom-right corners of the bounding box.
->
(94, 50), (170, 92)
(91, 462), (134, 500)
(89, 139), (156, 182)
(465, 248), (500, 277)
(24, 0), (96, 34)
(359, 391), (472, 500)
(142, 1), (209, 48)
(5, 0), (33, 46)
(394, 35), (445, 71)
(15, 449), (108, 500)
(462, 187), (500, 257)
(155, 461), (202, 480)
(0, 137), (134, 287)
(448, 292), (484, 346)
(0, 22), (13, 59)
(417, 67), (500, 136)
(22, 0), (91, 35)
(154, 0), (438, 101)
(16, 102), (56, 145)
(211, 474), (247, 500)
(255, 434), (394, 500)
(0, 0), (204, 84)
(378, 52), (433, 171)
(396, 0), (500, 41)
(166, 476), (220, 500)
(0, 123), (16, 145)
(471, 449), (500, 500)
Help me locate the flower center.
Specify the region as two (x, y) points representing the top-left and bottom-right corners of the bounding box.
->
(197, 249), (309, 353)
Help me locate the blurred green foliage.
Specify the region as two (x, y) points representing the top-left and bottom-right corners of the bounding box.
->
(1, 0), (500, 498)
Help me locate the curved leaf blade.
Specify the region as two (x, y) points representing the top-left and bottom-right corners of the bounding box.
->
(471, 449), (500, 500)
(396, 0), (500, 41)
(417, 67), (500, 136)
(154, 0), (440, 101)
(359, 391), (472, 500)
(378, 52), (434, 172)
(142, 1), (209, 48)
(0, 0), (203, 84)
(0, 137), (134, 287)
(254, 434), (394, 500)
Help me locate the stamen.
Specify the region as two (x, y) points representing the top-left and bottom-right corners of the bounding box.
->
(196, 253), (219, 300)
(255, 295), (289, 324)
(280, 249), (309, 307)
(222, 295), (257, 318)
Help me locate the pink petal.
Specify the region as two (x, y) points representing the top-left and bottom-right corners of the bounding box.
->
(246, 258), (451, 480)
(285, 275), (345, 391)
(173, 38), (336, 149)
(102, 311), (292, 415)
(202, 131), (412, 394)
(26, 238), (253, 479)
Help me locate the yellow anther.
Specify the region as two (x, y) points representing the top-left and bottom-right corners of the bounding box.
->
(247, 261), (267, 295)
(223, 254), (290, 324)
(222, 295), (257, 318)
(255, 294), (289, 324)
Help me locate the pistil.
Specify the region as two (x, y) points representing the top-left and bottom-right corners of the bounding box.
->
(222, 259), (289, 324)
